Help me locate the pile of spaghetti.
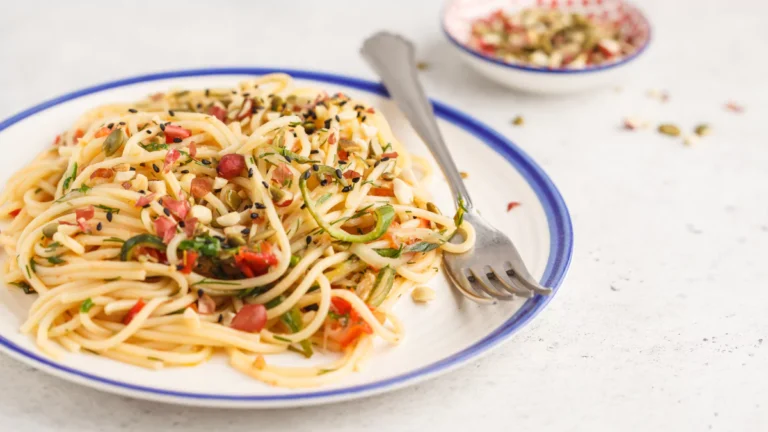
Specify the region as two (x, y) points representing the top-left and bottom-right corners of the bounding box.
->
(0, 74), (474, 387)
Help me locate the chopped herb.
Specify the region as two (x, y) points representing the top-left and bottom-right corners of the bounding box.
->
(375, 244), (404, 258)
(95, 204), (120, 214)
(9, 281), (35, 294)
(103, 237), (125, 243)
(62, 162), (78, 190)
(405, 241), (441, 253)
(104, 277), (121, 282)
(191, 278), (240, 287)
(140, 142), (169, 152)
(273, 335), (291, 343)
(45, 242), (62, 251)
(80, 298), (94, 313)
(318, 368), (335, 375)
(46, 255), (66, 265)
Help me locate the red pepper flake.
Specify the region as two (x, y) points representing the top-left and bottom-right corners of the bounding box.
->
(337, 149), (349, 162)
(9, 209), (21, 218)
(164, 125), (192, 144)
(135, 193), (156, 208)
(188, 141), (197, 158)
(75, 205), (95, 221)
(507, 201), (521, 212)
(366, 107), (375, 114)
(54, 135), (61, 145)
(725, 101), (744, 113)
(380, 152), (399, 159)
(208, 105), (227, 122)
(123, 299), (146, 325)
(154, 216), (177, 243)
(90, 168), (114, 180)
(163, 148), (181, 172)
(328, 130), (337, 145)
(343, 170), (362, 180)
(94, 127), (111, 138)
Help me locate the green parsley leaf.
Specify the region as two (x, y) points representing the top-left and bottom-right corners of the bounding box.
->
(47, 255), (66, 265)
(80, 298), (94, 313)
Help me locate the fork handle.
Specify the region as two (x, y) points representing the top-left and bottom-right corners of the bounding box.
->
(360, 32), (474, 210)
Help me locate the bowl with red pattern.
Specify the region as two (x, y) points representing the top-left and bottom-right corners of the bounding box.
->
(442, 0), (651, 94)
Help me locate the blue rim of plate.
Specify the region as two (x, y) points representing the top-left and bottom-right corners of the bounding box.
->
(0, 67), (573, 403)
(440, 2), (652, 75)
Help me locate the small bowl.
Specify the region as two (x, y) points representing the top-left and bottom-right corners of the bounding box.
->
(442, 0), (651, 94)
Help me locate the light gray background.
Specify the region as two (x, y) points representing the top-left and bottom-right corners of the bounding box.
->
(1, 1), (766, 431)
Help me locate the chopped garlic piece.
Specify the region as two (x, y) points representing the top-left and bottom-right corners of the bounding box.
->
(217, 211), (241, 227)
(115, 171), (136, 182)
(148, 180), (167, 195)
(411, 286), (436, 303)
(190, 205), (212, 224)
(213, 177), (228, 190)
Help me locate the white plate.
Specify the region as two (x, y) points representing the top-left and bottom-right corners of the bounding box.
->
(0, 68), (572, 408)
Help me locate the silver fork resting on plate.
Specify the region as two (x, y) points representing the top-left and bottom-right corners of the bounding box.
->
(361, 32), (552, 303)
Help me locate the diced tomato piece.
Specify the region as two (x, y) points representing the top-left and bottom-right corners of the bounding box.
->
(217, 154), (246, 179)
(272, 163), (292, 185)
(95, 127), (111, 138)
(90, 168), (113, 179)
(135, 193), (156, 208)
(190, 177), (213, 199)
(337, 323), (372, 348)
(76, 205), (95, 221)
(154, 216), (177, 243)
(188, 141), (197, 158)
(164, 125), (192, 144)
(337, 149), (348, 162)
(275, 199), (293, 208)
(208, 105), (227, 122)
(330, 297), (352, 315)
(122, 299), (146, 325)
(369, 187), (395, 197)
(160, 195), (190, 219)
(230, 304), (267, 333)
(418, 218), (430, 228)
(197, 291), (216, 314)
(163, 148), (180, 172)
(328, 131), (337, 144)
(380, 152), (399, 159)
(73, 129), (84, 142)
(9, 209), (21, 218)
(342, 170), (361, 180)
(234, 247), (278, 278)
(180, 250), (198, 275)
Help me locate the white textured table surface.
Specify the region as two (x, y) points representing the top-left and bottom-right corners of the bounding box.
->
(1, 0), (766, 430)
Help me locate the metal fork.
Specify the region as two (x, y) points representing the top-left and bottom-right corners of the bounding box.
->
(361, 32), (552, 303)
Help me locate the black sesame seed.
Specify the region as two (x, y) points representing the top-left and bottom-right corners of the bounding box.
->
(250, 213), (258, 219)
(217, 314), (223, 323)
(381, 157), (390, 162)
(205, 89), (210, 97)
(107, 123), (114, 129)
(248, 168), (254, 178)
(197, 289), (204, 297)
(352, 177), (361, 183)
(139, 190), (146, 194)
(243, 92), (250, 97)
(201, 159), (211, 165)
(106, 212), (113, 222)
(354, 104), (364, 110)
(320, 179), (328, 186)
(285, 155), (292, 163)
(310, 149), (320, 154)
(254, 202), (266, 209)
(146, 130), (152, 134)
(143, 204), (150, 209)
(176, 264), (184, 271)
(163, 208), (171, 216)
(338, 160), (347, 165)
(140, 163), (146, 167)
(262, 181), (269, 188)
(196, 103), (202, 109)
(339, 101), (348, 106)
(152, 164), (160, 173)
(342, 185), (352, 193)
(241, 227), (251, 235)
(173, 137), (182, 143)
(129, 167), (136, 171)
(168, 110), (175, 116)
(374, 160), (381, 167)
(300, 203), (306, 209)
(335, 168), (342, 178)
(119, 122), (126, 126)
(181, 169), (189, 174)
(159, 123), (166, 131)
(312, 164), (319, 172)
(128, 108), (138, 113)
(96, 222), (103, 231)
(213, 189), (222, 194)
(361, 116), (367, 122)
(178, 220), (186, 228)
(306, 236), (312, 245)
(334, 115), (340, 122)
(324, 119), (331, 128)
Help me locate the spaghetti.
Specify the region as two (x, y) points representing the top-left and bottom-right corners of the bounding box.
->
(0, 74), (474, 387)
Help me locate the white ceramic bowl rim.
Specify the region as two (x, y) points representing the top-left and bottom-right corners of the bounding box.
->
(441, 0), (652, 75)
(0, 67), (573, 403)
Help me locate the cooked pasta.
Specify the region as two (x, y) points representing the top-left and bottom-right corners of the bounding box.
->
(0, 74), (474, 387)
